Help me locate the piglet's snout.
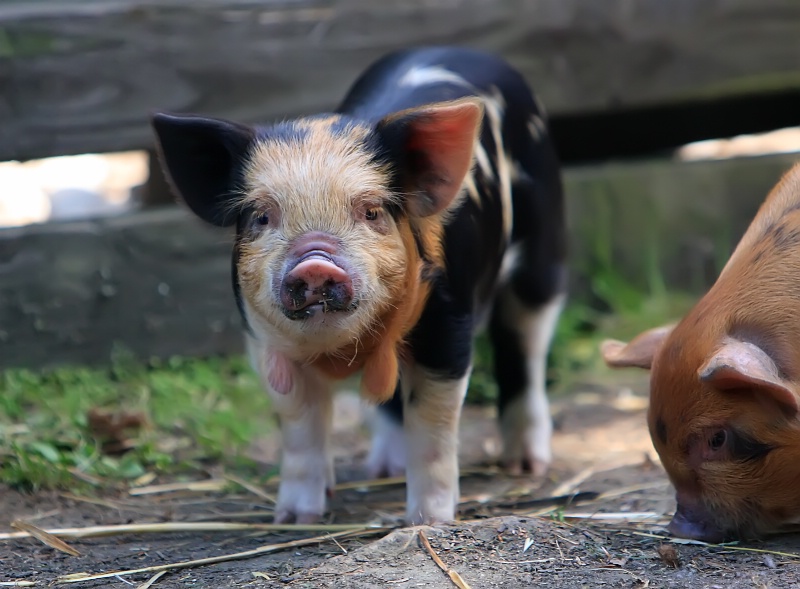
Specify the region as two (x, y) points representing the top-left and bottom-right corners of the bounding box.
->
(280, 244), (355, 319)
(668, 499), (725, 543)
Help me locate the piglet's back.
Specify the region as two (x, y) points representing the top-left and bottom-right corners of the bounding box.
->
(670, 162), (800, 373)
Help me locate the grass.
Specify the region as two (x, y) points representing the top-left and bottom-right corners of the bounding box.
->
(0, 352), (271, 492)
(0, 272), (700, 492)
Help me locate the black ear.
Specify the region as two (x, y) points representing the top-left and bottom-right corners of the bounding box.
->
(376, 98), (482, 218)
(151, 113), (255, 227)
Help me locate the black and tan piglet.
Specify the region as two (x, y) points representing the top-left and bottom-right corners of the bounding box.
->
(151, 47), (566, 524)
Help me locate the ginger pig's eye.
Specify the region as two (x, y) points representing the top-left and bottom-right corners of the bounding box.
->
(709, 430), (727, 451)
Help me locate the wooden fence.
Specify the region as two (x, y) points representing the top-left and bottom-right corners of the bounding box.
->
(1, 0), (799, 368)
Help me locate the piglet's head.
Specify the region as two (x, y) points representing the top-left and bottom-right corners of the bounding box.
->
(151, 99), (483, 399)
(602, 324), (800, 541)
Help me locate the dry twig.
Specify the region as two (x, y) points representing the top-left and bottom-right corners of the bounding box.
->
(0, 521), (391, 542)
(56, 529), (383, 585)
(128, 480), (228, 496)
(11, 521), (80, 556)
(135, 571), (167, 589)
(224, 473), (276, 504)
(418, 530), (472, 589)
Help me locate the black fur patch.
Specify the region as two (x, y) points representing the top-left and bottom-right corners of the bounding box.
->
(655, 417), (668, 446)
(232, 215), (255, 336)
(378, 383), (405, 422)
(490, 305), (528, 415)
(770, 222), (800, 251)
(151, 113), (254, 227)
(335, 48), (566, 408)
(407, 291), (474, 382)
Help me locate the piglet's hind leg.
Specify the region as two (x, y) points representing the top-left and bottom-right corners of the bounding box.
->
(366, 394), (407, 479)
(492, 290), (565, 476)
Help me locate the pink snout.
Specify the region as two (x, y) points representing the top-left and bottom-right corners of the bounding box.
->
(280, 251), (355, 320)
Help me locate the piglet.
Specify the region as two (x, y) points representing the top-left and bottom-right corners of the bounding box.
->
(151, 47), (566, 525)
(601, 162), (800, 541)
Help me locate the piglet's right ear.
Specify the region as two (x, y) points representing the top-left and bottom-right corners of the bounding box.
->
(377, 98), (483, 218)
(151, 113), (255, 227)
(600, 324), (675, 370)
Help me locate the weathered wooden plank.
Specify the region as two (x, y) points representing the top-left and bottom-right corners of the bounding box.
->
(0, 209), (243, 368)
(1, 0), (799, 162)
(566, 154), (800, 300)
(3, 154), (800, 369)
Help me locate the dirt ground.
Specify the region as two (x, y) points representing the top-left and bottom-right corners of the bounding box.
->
(2, 373), (799, 588)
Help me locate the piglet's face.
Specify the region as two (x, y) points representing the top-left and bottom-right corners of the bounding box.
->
(234, 121), (407, 352)
(649, 370), (796, 542)
(151, 100), (483, 361)
(603, 328), (800, 541)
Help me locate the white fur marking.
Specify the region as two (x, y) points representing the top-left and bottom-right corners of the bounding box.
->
(274, 389), (334, 522)
(498, 243), (522, 285)
(365, 408), (407, 478)
(403, 368), (470, 524)
(473, 142), (494, 181)
(510, 160), (527, 183)
(462, 169), (480, 205)
(275, 417), (334, 522)
(482, 87), (513, 244)
(248, 336), (334, 522)
(533, 94), (548, 121)
(399, 65), (474, 90)
(500, 293), (565, 475)
(528, 115), (547, 141)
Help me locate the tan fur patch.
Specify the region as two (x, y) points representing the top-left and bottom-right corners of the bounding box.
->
(242, 122), (395, 229)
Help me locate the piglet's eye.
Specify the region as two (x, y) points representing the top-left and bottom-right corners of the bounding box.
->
(365, 208), (380, 221)
(709, 430), (727, 451)
(254, 212), (269, 226)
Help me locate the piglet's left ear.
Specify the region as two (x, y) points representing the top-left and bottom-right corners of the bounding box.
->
(698, 338), (800, 414)
(378, 98), (483, 217)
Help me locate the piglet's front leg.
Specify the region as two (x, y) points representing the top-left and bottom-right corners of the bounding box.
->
(250, 343), (334, 523)
(273, 392), (334, 523)
(403, 367), (470, 525)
